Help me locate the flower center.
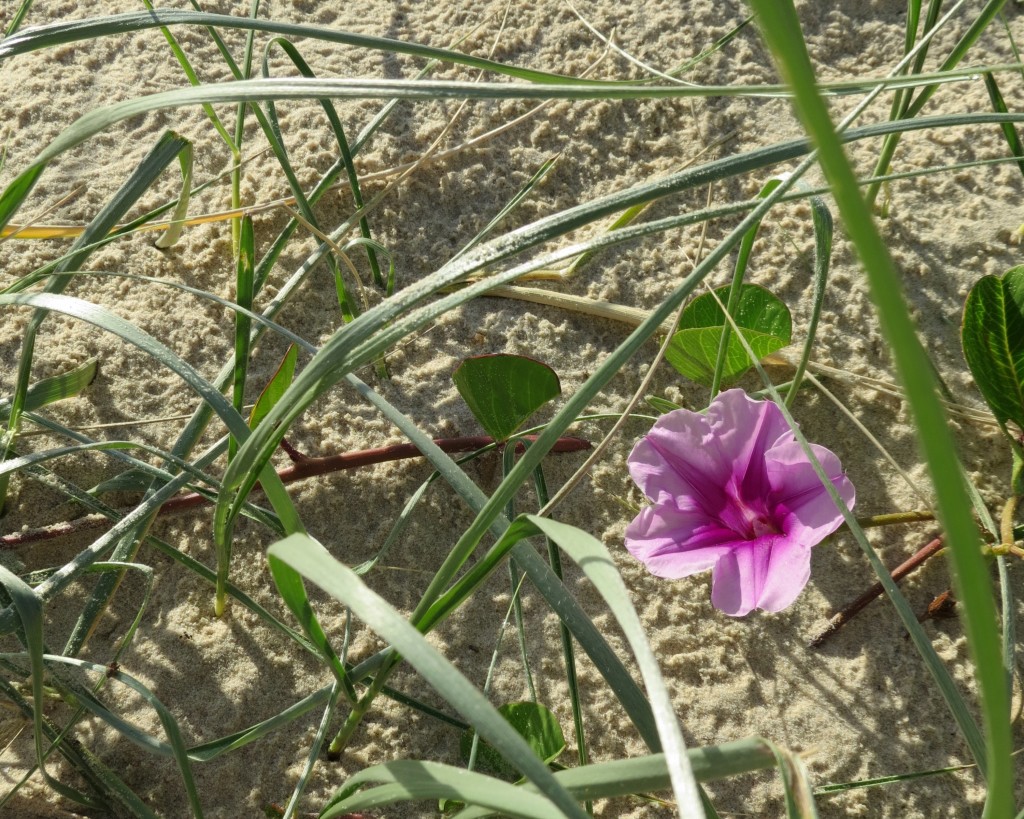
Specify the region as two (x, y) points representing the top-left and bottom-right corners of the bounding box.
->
(730, 498), (782, 540)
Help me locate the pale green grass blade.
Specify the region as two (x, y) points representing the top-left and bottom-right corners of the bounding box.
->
(784, 193), (832, 406)
(322, 761), (560, 819)
(529, 460), (589, 782)
(742, 3), (1011, 812)
(264, 37), (383, 287)
(0, 357), (97, 419)
(338, 377), (660, 750)
(867, 0), (1009, 207)
(267, 532), (590, 819)
(153, 143), (193, 249)
(39, 656), (203, 817)
(252, 64), (356, 320)
(0, 131), (190, 512)
(327, 739), (779, 817)
(518, 515), (701, 816)
(0, 677), (153, 816)
(0, 10), (606, 84)
(453, 154), (560, 262)
(141, 0), (237, 152)
(267, 531), (353, 693)
(279, 681), (343, 819)
(0, 567), (98, 807)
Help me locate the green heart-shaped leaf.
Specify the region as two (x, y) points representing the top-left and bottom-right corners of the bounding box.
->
(453, 354), (560, 442)
(665, 283), (792, 385)
(962, 265), (1024, 432)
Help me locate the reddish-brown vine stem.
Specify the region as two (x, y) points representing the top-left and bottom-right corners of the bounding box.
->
(809, 534), (945, 648)
(1, 435), (591, 549)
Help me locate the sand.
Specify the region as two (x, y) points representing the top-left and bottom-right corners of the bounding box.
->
(0, 1), (1022, 816)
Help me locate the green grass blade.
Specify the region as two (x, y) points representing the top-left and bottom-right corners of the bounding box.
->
(267, 532), (590, 819)
(153, 142), (194, 249)
(785, 193), (833, 406)
(252, 68), (356, 320)
(141, 0), (237, 151)
(41, 656), (204, 817)
(982, 71), (1024, 177)
(0, 131), (190, 512)
(230, 215), (255, 460)
(520, 515), (701, 816)
(322, 760), (561, 819)
(0, 567), (87, 805)
(710, 176), (785, 396)
(339, 378), (660, 750)
(0, 357), (97, 419)
(0, 677), (150, 816)
(0, 9), (654, 85)
(264, 37), (382, 287)
(326, 738), (778, 817)
(265, 539), (354, 695)
(453, 154), (560, 263)
(744, 2), (1011, 811)
(2, 0), (33, 36)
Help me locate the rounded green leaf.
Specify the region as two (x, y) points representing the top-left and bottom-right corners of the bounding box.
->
(665, 283), (792, 385)
(962, 265), (1024, 432)
(460, 701), (566, 780)
(453, 354), (561, 442)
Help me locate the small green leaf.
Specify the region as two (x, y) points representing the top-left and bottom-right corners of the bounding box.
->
(645, 395), (683, 415)
(460, 701), (566, 780)
(962, 265), (1024, 432)
(666, 284), (792, 385)
(249, 345), (298, 430)
(453, 354), (560, 442)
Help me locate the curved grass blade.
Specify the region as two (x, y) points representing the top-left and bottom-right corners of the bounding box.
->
(0, 357), (97, 420)
(154, 142), (193, 249)
(0, 290), (301, 627)
(0, 677), (152, 816)
(264, 36), (382, 287)
(324, 739), (778, 818)
(39, 656), (203, 817)
(517, 515), (700, 816)
(267, 532), (590, 819)
(0, 566), (100, 807)
(338, 378), (659, 750)
(0, 131), (190, 513)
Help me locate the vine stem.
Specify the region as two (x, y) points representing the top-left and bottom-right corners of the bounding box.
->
(1, 435), (590, 549)
(809, 534), (945, 648)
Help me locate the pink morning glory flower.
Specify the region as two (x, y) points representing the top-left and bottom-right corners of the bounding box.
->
(625, 389), (855, 617)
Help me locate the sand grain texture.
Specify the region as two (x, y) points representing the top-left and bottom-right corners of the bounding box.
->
(0, 1), (1022, 817)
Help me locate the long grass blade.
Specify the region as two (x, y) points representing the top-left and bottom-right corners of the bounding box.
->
(742, 3), (1011, 812)
(267, 532), (591, 819)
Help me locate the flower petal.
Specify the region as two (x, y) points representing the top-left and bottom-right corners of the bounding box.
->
(628, 408), (730, 514)
(765, 441), (855, 545)
(625, 505), (737, 578)
(710, 535), (812, 616)
(707, 389), (794, 500)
